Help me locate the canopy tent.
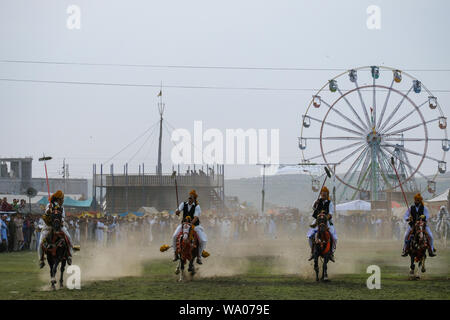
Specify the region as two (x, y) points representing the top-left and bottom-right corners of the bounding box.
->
(426, 188), (449, 203)
(425, 188), (449, 213)
(37, 196), (93, 208)
(137, 207), (159, 215)
(336, 200), (371, 212)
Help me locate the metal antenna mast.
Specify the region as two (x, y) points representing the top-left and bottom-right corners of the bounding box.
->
(157, 82), (165, 176)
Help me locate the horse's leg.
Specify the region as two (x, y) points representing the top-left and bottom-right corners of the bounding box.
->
(189, 259), (195, 276)
(421, 256), (426, 273)
(178, 261), (184, 282)
(60, 260), (66, 288)
(51, 261), (57, 290)
(175, 259), (181, 275)
(409, 255), (415, 279)
(322, 257), (329, 281)
(313, 253), (319, 282)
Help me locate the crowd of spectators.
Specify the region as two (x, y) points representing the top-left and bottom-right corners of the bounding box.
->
(1, 196), (444, 254)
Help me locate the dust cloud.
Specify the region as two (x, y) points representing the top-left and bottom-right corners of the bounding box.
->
(38, 230), (449, 286)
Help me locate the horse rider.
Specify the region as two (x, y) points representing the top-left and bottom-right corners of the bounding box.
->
(307, 186), (337, 262)
(401, 193), (436, 257)
(38, 190), (74, 268)
(436, 205), (449, 234)
(172, 189), (208, 264)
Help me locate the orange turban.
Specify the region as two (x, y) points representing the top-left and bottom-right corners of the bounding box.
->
(189, 189), (198, 199)
(320, 186), (330, 200)
(50, 190), (64, 202)
(414, 193), (423, 204)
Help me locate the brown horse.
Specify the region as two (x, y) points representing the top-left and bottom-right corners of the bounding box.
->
(313, 212), (332, 282)
(408, 219), (429, 280)
(174, 220), (200, 282)
(41, 213), (70, 290)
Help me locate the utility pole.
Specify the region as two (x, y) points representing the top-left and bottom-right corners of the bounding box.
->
(261, 164), (266, 216)
(157, 83), (164, 176)
(62, 158), (66, 193)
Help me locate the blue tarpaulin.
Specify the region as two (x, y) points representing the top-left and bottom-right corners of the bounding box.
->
(37, 196), (93, 208)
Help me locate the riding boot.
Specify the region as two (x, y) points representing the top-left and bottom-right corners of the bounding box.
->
(308, 237), (314, 261)
(401, 239), (409, 256)
(39, 251), (45, 269)
(197, 257), (203, 264)
(173, 252), (179, 262)
(329, 238), (336, 262)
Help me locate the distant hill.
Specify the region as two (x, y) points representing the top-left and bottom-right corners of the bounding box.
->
(225, 172), (450, 211)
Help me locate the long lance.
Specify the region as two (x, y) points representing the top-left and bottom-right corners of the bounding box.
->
(315, 166), (332, 203)
(171, 171), (179, 209)
(390, 157), (410, 216)
(38, 155), (52, 200)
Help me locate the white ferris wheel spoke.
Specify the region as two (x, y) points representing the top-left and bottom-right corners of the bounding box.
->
(379, 86), (413, 132)
(376, 79), (394, 130)
(381, 143), (440, 162)
(372, 77), (376, 127)
(381, 100), (427, 135)
(340, 146), (370, 186)
(354, 80), (372, 129)
(380, 146), (429, 181)
(322, 98), (366, 133)
(303, 136), (363, 141)
(306, 141), (365, 161)
(384, 118), (437, 137)
(309, 115), (364, 136)
(334, 89), (369, 132)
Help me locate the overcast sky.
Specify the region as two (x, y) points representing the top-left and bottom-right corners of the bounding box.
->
(0, 0), (449, 180)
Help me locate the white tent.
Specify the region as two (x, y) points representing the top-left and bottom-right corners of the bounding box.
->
(426, 188), (449, 202)
(336, 200), (371, 212)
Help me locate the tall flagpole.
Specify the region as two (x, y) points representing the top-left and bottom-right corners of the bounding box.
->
(157, 82), (164, 176)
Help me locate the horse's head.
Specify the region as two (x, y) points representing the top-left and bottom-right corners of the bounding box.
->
(51, 213), (63, 232)
(414, 219), (427, 247)
(317, 211), (328, 231)
(181, 222), (192, 243)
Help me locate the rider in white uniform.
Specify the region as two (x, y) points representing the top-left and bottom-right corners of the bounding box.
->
(38, 190), (74, 268)
(401, 193), (436, 257)
(172, 190), (207, 264)
(436, 205), (449, 234)
(307, 186), (338, 262)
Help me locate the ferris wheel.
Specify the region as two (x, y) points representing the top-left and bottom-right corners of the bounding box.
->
(299, 66), (448, 201)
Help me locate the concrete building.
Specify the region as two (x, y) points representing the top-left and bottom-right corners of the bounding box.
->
(0, 157), (88, 198)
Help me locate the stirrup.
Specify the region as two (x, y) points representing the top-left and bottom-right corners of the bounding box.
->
(173, 254), (179, 262)
(329, 254), (335, 263)
(39, 260), (45, 269)
(67, 256), (72, 265)
(308, 254), (314, 261)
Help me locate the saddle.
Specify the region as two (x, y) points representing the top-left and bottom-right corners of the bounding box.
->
(43, 229), (70, 257)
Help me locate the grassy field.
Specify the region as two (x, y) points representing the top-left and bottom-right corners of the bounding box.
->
(1, 240), (449, 300)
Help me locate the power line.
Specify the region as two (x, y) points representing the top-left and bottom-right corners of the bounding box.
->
(101, 120), (160, 165)
(2, 59), (450, 72)
(2, 77), (450, 93)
